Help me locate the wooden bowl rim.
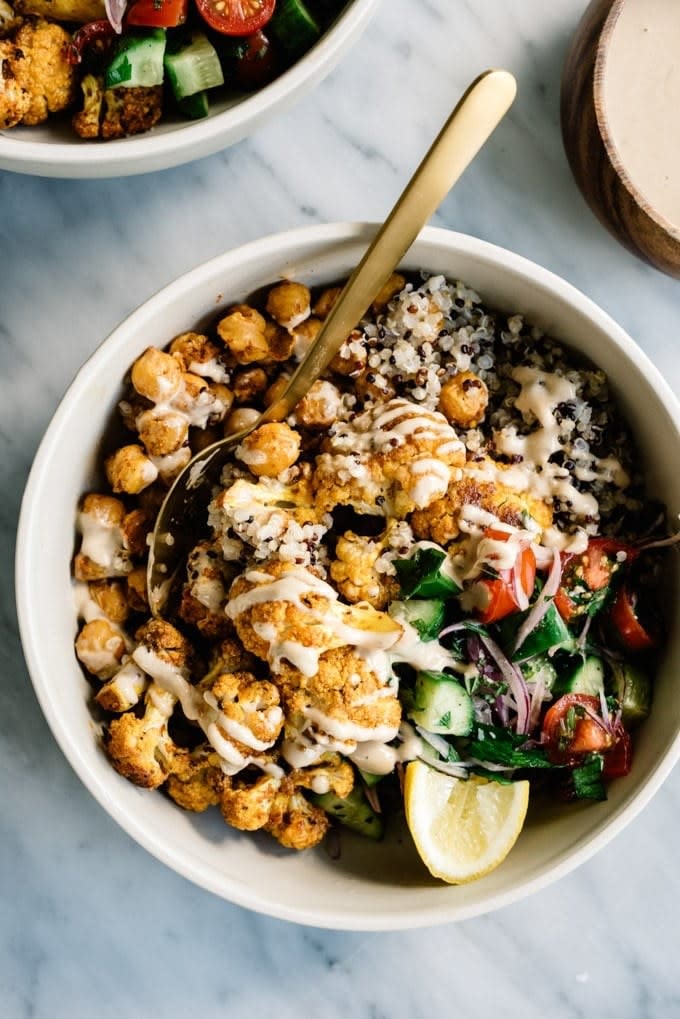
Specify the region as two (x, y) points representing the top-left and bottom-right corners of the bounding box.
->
(592, 0), (680, 243)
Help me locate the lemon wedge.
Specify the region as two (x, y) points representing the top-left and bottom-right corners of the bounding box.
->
(404, 761), (530, 884)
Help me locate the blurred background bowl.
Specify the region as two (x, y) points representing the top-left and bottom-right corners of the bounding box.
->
(0, 0), (380, 179)
(561, 0), (680, 278)
(15, 222), (680, 929)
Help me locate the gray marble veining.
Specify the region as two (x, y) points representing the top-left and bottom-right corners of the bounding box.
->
(2, 0), (679, 1015)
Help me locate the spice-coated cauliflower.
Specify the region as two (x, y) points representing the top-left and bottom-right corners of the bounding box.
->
(72, 74), (162, 140)
(0, 18), (75, 129)
(329, 520), (413, 610)
(313, 398), (466, 517)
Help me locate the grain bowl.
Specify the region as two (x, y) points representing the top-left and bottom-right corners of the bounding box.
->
(16, 223), (680, 929)
(0, 0), (379, 178)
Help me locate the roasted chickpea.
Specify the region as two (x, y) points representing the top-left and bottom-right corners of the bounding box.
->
(224, 407), (261, 435)
(294, 380), (342, 430)
(438, 371), (489, 427)
(264, 321), (296, 362)
(330, 330), (367, 376)
(75, 619), (127, 679)
(313, 286), (342, 319)
(169, 332), (225, 375)
(217, 305), (269, 364)
(131, 347), (183, 403)
(233, 367), (268, 404)
(265, 281), (311, 329)
(264, 373), (291, 407)
(126, 566), (149, 612)
(371, 272), (406, 313)
(136, 409), (189, 457)
(235, 422), (301, 477)
(105, 444), (158, 495)
(88, 580), (130, 624)
(290, 317), (322, 361)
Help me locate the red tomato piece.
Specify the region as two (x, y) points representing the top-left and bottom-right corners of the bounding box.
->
(542, 693), (614, 764)
(554, 538), (634, 623)
(126, 0), (188, 27)
(608, 586), (657, 651)
(602, 729), (633, 779)
(474, 528), (536, 625)
(67, 19), (116, 65)
(195, 0), (276, 36)
(232, 29), (280, 89)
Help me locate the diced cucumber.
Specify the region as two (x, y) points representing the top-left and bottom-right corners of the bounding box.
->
(388, 599), (446, 641)
(312, 786), (384, 840)
(393, 546), (460, 600)
(269, 0), (321, 59)
(520, 654), (558, 691)
(501, 601), (574, 660)
(164, 31), (224, 101)
(408, 670), (474, 736)
(177, 91), (210, 120)
(610, 661), (652, 727)
(553, 655), (606, 698)
(105, 29), (166, 89)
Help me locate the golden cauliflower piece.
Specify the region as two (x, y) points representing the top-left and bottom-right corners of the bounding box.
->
(264, 777), (329, 850)
(199, 670), (284, 753)
(411, 457), (553, 546)
(15, 0), (105, 21)
(208, 475), (329, 565)
(0, 19), (75, 130)
(279, 646), (402, 751)
(219, 771), (282, 831)
(290, 752), (354, 800)
(72, 74), (162, 140)
(313, 397), (466, 518)
(329, 521), (410, 609)
(134, 617), (194, 672)
(106, 684), (176, 789)
(165, 745), (223, 813)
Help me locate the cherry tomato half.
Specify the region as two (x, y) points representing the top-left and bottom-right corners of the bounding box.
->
(474, 528), (537, 625)
(126, 0), (188, 28)
(67, 19), (115, 66)
(554, 537), (634, 623)
(602, 728), (633, 779)
(195, 0), (276, 36)
(608, 585), (657, 651)
(542, 693), (614, 764)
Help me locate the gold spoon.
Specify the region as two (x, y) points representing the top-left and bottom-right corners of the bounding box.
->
(147, 68), (517, 616)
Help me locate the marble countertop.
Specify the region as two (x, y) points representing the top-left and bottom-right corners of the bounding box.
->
(2, 0), (680, 1015)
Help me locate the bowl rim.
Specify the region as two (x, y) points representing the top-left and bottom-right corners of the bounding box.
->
(0, 0), (380, 178)
(593, 0), (680, 243)
(15, 222), (680, 929)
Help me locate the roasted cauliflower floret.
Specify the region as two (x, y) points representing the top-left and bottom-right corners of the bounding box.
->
(291, 752), (354, 800)
(105, 684), (176, 789)
(313, 397), (466, 517)
(411, 457), (553, 546)
(15, 0), (105, 21)
(209, 475), (330, 566)
(134, 617), (194, 672)
(219, 771), (282, 831)
(200, 670), (284, 752)
(72, 74), (162, 140)
(0, 19), (75, 130)
(329, 528), (402, 609)
(0, 2), (23, 37)
(279, 647), (402, 752)
(95, 658), (148, 713)
(264, 777), (329, 850)
(165, 746), (223, 812)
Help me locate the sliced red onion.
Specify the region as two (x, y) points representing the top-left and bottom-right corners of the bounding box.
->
(576, 613), (592, 651)
(438, 621), (469, 638)
(636, 529), (680, 552)
(527, 676), (547, 730)
(105, 0), (127, 33)
(512, 548), (563, 656)
(417, 755), (470, 779)
(468, 757), (517, 773)
(511, 556), (530, 612)
(414, 724), (452, 760)
(478, 633), (531, 734)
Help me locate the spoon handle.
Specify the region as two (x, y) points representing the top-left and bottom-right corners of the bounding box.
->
(261, 68), (517, 422)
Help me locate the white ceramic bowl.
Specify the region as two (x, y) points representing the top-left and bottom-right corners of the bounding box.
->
(16, 223), (680, 929)
(0, 0), (379, 179)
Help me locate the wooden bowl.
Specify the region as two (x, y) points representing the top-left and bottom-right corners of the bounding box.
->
(561, 0), (680, 278)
